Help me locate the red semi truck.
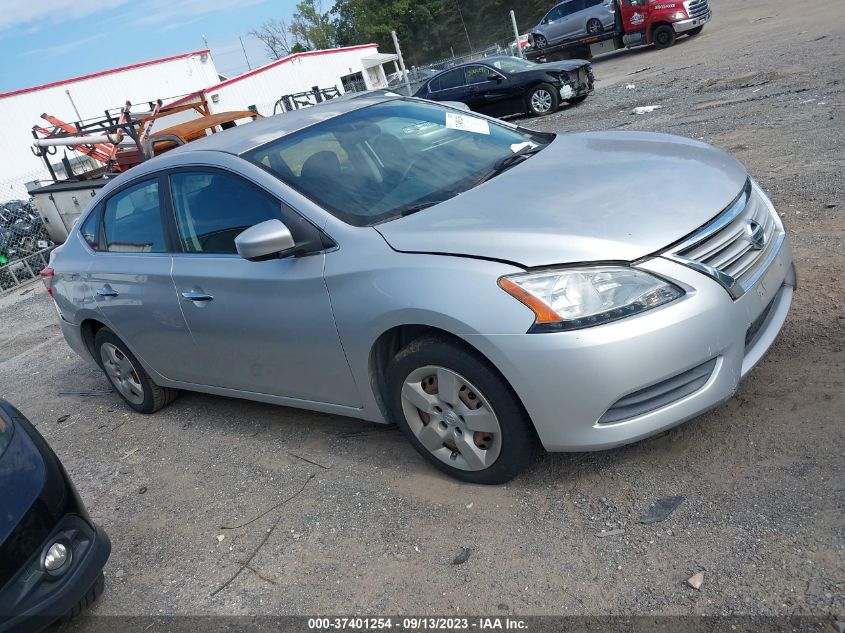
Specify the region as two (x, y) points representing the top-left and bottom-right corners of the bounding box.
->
(526, 0), (712, 62)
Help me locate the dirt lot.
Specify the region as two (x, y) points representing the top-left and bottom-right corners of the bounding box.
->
(0, 0), (842, 622)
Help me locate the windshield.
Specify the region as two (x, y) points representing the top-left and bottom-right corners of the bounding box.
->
(245, 99), (549, 226)
(488, 58), (536, 73)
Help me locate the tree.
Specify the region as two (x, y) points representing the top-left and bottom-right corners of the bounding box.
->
(249, 18), (293, 60)
(290, 0), (337, 50)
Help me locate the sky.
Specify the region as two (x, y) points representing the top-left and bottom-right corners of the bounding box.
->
(0, 0), (304, 93)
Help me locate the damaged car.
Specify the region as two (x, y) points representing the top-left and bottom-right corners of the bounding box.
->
(414, 55), (593, 117)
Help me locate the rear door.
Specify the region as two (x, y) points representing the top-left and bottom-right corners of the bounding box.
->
(166, 167), (360, 406)
(424, 68), (469, 104)
(87, 176), (194, 381)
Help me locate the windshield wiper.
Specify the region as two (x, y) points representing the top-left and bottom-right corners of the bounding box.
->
(473, 144), (546, 187)
(391, 200), (448, 219)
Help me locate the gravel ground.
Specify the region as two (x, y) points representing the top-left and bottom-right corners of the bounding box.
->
(0, 0), (843, 622)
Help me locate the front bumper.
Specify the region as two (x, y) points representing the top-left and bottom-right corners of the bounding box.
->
(468, 235), (795, 451)
(0, 514), (110, 633)
(673, 10), (712, 33)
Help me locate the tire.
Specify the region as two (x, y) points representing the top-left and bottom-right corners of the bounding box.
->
(652, 24), (676, 49)
(586, 18), (603, 35)
(687, 25), (703, 36)
(533, 33), (548, 48)
(61, 572), (104, 622)
(566, 94), (589, 105)
(526, 82), (560, 116)
(94, 328), (179, 414)
(385, 336), (540, 484)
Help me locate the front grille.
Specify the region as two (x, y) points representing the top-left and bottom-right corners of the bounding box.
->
(683, 0), (710, 19)
(598, 358), (718, 424)
(666, 180), (784, 299)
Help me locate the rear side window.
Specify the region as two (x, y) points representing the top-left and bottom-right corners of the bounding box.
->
(102, 180), (166, 253)
(434, 68), (465, 91)
(79, 206), (101, 250)
(170, 171), (281, 254)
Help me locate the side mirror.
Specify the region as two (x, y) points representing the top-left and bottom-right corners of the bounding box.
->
(488, 74), (503, 82)
(235, 219), (296, 261)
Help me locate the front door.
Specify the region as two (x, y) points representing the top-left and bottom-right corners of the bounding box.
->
(463, 66), (517, 117)
(166, 169), (360, 406)
(619, 0), (648, 34)
(88, 176), (195, 382)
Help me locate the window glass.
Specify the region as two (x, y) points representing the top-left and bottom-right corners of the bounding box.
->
(465, 66), (493, 85)
(571, 0), (586, 12)
(246, 99), (548, 227)
(547, 5), (564, 20)
(489, 58), (535, 73)
(103, 180), (165, 253)
(79, 207), (101, 250)
(436, 68), (466, 90)
(587, 0), (604, 5)
(170, 172), (281, 254)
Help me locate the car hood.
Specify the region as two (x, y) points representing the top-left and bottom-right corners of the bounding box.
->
(375, 131), (748, 268)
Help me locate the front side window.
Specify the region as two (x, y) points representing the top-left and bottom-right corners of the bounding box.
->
(246, 99), (549, 226)
(102, 180), (165, 253)
(546, 5), (564, 21)
(465, 65), (494, 85)
(169, 171), (281, 254)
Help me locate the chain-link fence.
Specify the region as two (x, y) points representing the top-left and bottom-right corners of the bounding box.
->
(1, 199), (55, 295)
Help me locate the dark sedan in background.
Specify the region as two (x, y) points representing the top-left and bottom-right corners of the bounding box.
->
(414, 55), (593, 117)
(0, 400), (110, 633)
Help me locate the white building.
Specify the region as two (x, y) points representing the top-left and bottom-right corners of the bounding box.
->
(0, 50), (219, 202)
(0, 44), (398, 202)
(168, 43), (397, 116)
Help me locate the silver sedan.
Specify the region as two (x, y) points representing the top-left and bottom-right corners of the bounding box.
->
(44, 94), (795, 483)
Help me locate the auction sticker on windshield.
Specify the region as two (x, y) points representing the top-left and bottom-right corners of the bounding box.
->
(445, 112), (490, 135)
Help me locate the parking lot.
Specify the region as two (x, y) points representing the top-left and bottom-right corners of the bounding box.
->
(0, 0), (842, 621)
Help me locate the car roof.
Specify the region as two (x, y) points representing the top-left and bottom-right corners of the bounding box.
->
(167, 91), (401, 157)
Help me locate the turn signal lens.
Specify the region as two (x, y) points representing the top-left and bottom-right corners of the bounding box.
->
(499, 266), (684, 332)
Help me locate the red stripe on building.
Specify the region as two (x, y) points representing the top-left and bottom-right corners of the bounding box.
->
(0, 50), (211, 99)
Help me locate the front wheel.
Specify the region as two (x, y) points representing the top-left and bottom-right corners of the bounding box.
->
(527, 83), (560, 116)
(386, 337), (539, 484)
(652, 24), (677, 49)
(94, 328), (179, 413)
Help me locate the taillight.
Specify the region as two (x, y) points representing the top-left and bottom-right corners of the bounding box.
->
(39, 267), (55, 297)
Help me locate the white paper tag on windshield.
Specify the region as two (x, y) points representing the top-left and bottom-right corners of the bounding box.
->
(445, 112), (490, 135)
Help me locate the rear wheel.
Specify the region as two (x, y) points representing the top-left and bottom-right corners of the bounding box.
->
(386, 337), (539, 484)
(94, 328), (178, 414)
(652, 24), (677, 49)
(586, 18), (604, 34)
(527, 83), (559, 116)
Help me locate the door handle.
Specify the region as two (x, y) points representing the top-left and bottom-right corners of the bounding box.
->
(96, 288), (118, 297)
(181, 291), (214, 302)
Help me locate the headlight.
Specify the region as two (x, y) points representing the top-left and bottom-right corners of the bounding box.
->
(499, 266), (684, 332)
(669, 11), (687, 20)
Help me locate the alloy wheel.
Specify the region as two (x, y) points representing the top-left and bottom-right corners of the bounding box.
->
(587, 19), (603, 34)
(530, 89), (553, 114)
(100, 342), (145, 405)
(400, 366), (503, 471)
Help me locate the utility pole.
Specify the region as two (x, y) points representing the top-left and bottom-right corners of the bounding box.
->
(510, 10), (524, 59)
(202, 34), (209, 50)
(239, 36), (252, 70)
(391, 30), (411, 96)
(453, 0), (473, 52)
